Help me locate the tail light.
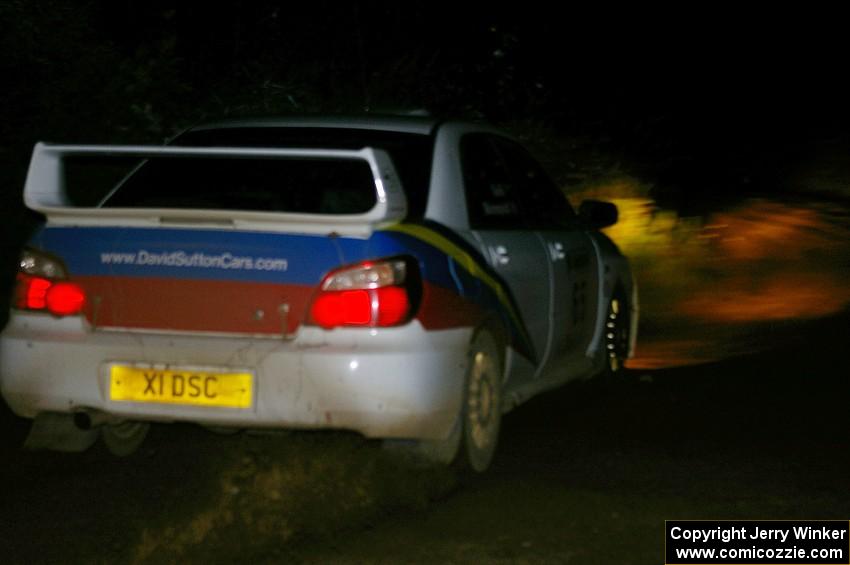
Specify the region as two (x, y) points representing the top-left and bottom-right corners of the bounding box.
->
(14, 248), (86, 317)
(308, 258), (420, 329)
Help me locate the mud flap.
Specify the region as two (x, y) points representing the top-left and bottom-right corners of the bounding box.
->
(24, 413), (99, 452)
(382, 413), (463, 468)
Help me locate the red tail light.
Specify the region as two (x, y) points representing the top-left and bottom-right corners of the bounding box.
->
(14, 250), (86, 317)
(308, 258), (419, 329)
(375, 286), (409, 326)
(310, 289), (373, 328)
(45, 282), (86, 316)
(17, 274), (51, 310)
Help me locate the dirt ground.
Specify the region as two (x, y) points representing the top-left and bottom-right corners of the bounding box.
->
(1, 309), (848, 564)
(286, 314), (850, 564)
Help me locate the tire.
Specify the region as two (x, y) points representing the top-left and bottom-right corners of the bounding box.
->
(602, 292), (630, 375)
(383, 328), (503, 474)
(456, 329), (503, 473)
(102, 421), (150, 457)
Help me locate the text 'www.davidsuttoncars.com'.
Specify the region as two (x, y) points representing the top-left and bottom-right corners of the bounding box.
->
(666, 521), (849, 564)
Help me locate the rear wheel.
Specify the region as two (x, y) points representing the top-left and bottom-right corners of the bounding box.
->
(102, 421), (150, 457)
(457, 329), (502, 473)
(383, 328), (503, 473)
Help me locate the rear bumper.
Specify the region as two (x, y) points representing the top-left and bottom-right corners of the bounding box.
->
(0, 313), (470, 440)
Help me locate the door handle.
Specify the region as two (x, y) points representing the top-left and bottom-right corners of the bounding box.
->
(489, 245), (510, 265)
(548, 241), (566, 261)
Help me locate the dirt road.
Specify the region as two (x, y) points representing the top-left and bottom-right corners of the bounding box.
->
(2, 310), (847, 564)
(287, 314), (850, 564)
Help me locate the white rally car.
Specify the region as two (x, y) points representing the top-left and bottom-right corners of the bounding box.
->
(1, 116), (637, 472)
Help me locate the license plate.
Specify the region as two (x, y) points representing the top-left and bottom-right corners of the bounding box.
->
(109, 365), (253, 408)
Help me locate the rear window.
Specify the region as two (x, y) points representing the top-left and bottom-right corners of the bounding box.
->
(103, 156), (377, 214)
(103, 126), (434, 217)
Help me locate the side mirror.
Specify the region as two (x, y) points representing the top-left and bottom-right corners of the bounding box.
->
(578, 199), (618, 229)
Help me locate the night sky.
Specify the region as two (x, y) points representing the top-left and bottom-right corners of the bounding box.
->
(1, 3), (848, 217)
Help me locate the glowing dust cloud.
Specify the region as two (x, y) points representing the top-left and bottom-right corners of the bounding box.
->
(592, 194), (850, 369)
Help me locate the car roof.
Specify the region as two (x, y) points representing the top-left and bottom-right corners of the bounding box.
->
(188, 115), (441, 136)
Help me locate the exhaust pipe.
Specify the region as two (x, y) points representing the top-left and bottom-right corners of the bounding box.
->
(73, 410), (117, 430)
(25, 413), (99, 452)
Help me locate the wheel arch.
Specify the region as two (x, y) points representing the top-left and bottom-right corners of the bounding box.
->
(590, 255), (639, 362)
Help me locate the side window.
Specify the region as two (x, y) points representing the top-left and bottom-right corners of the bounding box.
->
(460, 134), (525, 230)
(494, 138), (576, 230)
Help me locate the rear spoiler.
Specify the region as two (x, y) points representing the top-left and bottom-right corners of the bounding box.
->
(24, 143), (407, 237)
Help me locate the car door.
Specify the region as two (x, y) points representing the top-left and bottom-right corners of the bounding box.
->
(493, 138), (600, 373)
(459, 133), (553, 377)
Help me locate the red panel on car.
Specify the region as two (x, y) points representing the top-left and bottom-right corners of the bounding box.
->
(75, 276), (314, 335)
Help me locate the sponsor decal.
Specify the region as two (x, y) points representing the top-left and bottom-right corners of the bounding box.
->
(100, 250), (288, 272)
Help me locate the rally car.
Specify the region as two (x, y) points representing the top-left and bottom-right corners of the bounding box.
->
(0, 116), (637, 472)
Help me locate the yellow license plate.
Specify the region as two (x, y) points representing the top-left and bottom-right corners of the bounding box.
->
(110, 365), (253, 408)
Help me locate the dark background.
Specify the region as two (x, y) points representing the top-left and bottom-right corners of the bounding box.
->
(2, 3), (848, 196)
